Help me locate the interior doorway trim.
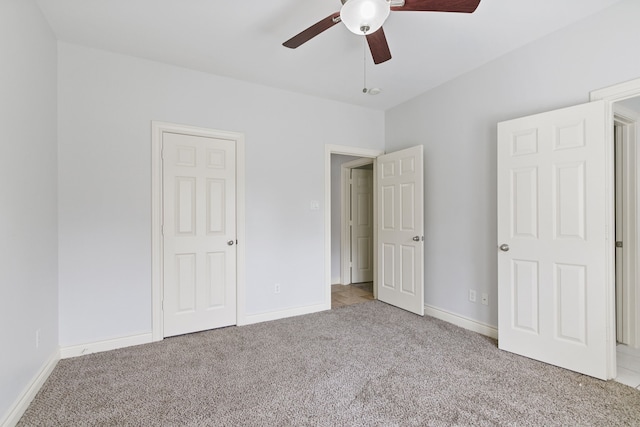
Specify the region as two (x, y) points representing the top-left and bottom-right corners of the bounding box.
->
(340, 157), (375, 287)
(151, 121), (246, 341)
(325, 145), (384, 309)
(613, 104), (639, 348)
(591, 77), (640, 371)
(591, 77), (640, 103)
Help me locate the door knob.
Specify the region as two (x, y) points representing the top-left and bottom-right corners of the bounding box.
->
(413, 236), (421, 242)
(227, 240), (235, 246)
(499, 244), (509, 252)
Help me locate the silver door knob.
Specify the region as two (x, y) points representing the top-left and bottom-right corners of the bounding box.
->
(499, 244), (509, 252)
(227, 240), (235, 246)
(413, 236), (420, 242)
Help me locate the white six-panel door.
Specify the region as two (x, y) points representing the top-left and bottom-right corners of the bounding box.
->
(377, 146), (424, 316)
(162, 132), (236, 337)
(497, 101), (611, 379)
(351, 168), (373, 283)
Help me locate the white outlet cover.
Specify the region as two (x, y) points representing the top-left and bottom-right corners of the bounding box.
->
(310, 200), (320, 211)
(481, 293), (489, 305)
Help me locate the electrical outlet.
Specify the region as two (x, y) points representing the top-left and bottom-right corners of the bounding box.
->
(481, 293), (489, 306)
(274, 283), (281, 294)
(35, 329), (41, 349)
(469, 289), (476, 303)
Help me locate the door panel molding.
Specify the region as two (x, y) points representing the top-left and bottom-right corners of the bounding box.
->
(152, 121), (245, 341)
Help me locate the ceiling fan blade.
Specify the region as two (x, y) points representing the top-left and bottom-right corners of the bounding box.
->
(366, 27), (392, 65)
(283, 12), (341, 49)
(391, 0), (481, 13)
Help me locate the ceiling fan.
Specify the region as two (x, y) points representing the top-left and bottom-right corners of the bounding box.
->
(283, 0), (481, 64)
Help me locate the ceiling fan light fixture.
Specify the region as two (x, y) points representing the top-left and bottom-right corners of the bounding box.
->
(340, 0), (390, 35)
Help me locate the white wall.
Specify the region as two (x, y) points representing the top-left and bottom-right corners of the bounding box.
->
(385, 0), (640, 327)
(0, 0), (58, 421)
(57, 43), (385, 346)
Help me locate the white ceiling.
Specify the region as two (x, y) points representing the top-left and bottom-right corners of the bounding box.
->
(36, 0), (624, 110)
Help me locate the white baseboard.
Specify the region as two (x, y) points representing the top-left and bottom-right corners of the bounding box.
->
(2, 350), (59, 427)
(59, 333), (153, 359)
(424, 304), (498, 340)
(240, 302), (329, 326)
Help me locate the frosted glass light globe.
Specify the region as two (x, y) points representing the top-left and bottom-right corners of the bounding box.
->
(340, 0), (390, 35)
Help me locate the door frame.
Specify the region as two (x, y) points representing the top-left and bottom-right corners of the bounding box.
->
(325, 145), (384, 309)
(613, 104), (639, 347)
(151, 121), (246, 341)
(591, 77), (640, 372)
(340, 157), (375, 287)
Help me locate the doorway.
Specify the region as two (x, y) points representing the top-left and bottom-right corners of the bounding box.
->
(324, 144), (426, 316)
(329, 151), (379, 308)
(612, 97), (640, 387)
(324, 145), (382, 310)
(331, 154), (375, 308)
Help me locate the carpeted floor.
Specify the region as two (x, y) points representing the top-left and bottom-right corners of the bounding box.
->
(19, 301), (640, 426)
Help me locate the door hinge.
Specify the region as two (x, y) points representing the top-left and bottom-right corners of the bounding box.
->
(616, 241), (623, 248)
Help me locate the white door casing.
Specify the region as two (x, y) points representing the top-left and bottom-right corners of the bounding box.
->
(163, 132), (237, 337)
(591, 78), (640, 358)
(497, 101), (612, 379)
(377, 145), (424, 316)
(351, 168), (374, 283)
(613, 104), (639, 348)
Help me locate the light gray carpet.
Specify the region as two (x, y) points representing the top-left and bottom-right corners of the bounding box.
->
(19, 301), (640, 426)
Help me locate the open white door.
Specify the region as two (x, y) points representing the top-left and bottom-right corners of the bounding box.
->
(377, 145), (424, 316)
(497, 100), (613, 379)
(351, 168), (373, 283)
